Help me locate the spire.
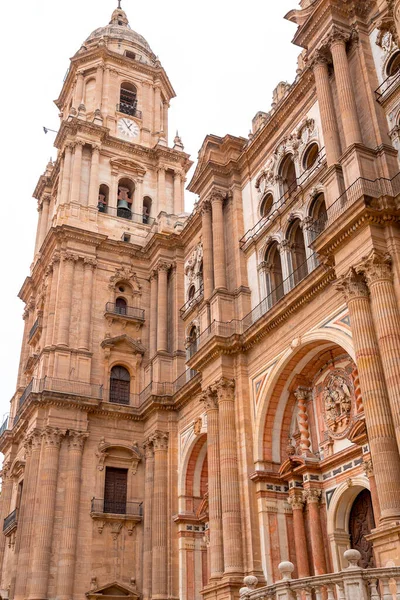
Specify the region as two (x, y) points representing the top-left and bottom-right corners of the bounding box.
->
(173, 131), (184, 151)
(110, 2), (129, 26)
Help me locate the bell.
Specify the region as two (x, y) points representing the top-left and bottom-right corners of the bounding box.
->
(117, 199), (130, 210)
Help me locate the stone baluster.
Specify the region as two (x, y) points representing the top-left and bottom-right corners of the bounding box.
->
(200, 388), (224, 578)
(156, 262), (171, 353)
(356, 251), (400, 455)
(60, 144), (73, 205)
(311, 51), (341, 165)
(78, 258), (96, 350)
(287, 493), (310, 578)
(151, 431), (169, 600)
(328, 27), (362, 147)
(88, 146), (101, 208)
(149, 270), (158, 358)
(0, 463), (13, 572)
(29, 427), (65, 600)
(215, 378), (243, 574)
(70, 141), (84, 203)
(57, 253), (77, 347)
(210, 191), (227, 291)
(201, 200), (214, 299)
(14, 431), (42, 600)
(303, 489), (327, 575)
(294, 387), (313, 456)
(56, 431), (88, 600)
(337, 269), (400, 522)
(143, 440), (155, 600)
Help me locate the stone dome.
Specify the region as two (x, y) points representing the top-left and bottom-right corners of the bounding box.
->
(85, 7), (156, 62)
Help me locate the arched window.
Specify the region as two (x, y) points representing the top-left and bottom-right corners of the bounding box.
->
(188, 285), (196, 301)
(187, 325), (198, 358)
(386, 50), (400, 78)
(287, 219), (308, 284)
(264, 242), (284, 306)
(279, 154), (297, 198)
(302, 142), (319, 171)
(260, 193), (274, 218)
(110, 366), (130, 405)
(115, 297), (127, 315)
(142, 196), (152, 224)
(198, 260), (203, 291)
(117, 178), (134, 219)
(98, 184), (109, 213)
(309, 193), (327, 239)
(119, 82), (138, 117)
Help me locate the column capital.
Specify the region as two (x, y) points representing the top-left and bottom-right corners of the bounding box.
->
(310, 49), (330, 69)
(325, 25), (350, 48)
(67, 430), (89, 451)
(143, 439), (154, 459)
(83, 257), (97, 269)
(212, 377), (235, 403)
(287, 492), (305, 510)
(149, 269), (158, 282)
(200, 199), (212, 215)
(199, 387), (218, 410)
(42, 426), (66, 448)
(24, 429), (42, 455)
(51, 252), (61, 266)
(278, 239), (291, 254)
(336, 268), (369, 301)
(294, 386), (311, 401)
(303, 488), (322, 504)
(91, 144), (101, 154)
(355, 250), (393, 286)
(209, 189), (226, 205)
(72, 140), (85, 149)
(62, 251), (79, 263)
(156, 260), (172, 273)
(151, 430), (169, 451)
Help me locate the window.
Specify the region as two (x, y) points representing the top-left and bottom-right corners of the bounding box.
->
(104, 467), (128, 514)
(287, 219), (308, 284)
(260, 193), (274, 218)
(187, 325), (198, 358)
(117, 178), (134, 219)
(119, 82), (138, 117)
(188, 285), (196, 301)
(109, 365), (130, 405)
(125, 51), (136, 60)
(386, 50), (400, 78)
(264, 242), (284, 305)
(302, 143), (319, 171)
(115, 297), (127, 315)
(143, 196), (152, 224)
(279, 155), (297, 197)
(98, 184), (109, 213)
(309, 193), (327, 240)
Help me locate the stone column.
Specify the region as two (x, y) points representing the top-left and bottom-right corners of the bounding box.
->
(311, 52), (341, 165)
(13, 431), (42, 600)
(357, 251), (400, 455)
(157, 167), (166, 210)
(78, 258), (96, 350)
(56, 431), (88, 600)
(38, 195), (50, 251)
(363, 459), (381, 524)
(45, 254), (60, 347)
(60, 144), (73, 205)
(215, 378), (243, 574)
(156, 262), (170, 353)
(173, 171), (181, 215)
(200, 389), (224, 578)
(133, 178), (143, 218)
(303, 489), (327, 575)
(88, 146), (100, 208)
(294, 387), (312, 456)
(154, 86), (161, 133)
(201, 200), (214, 299)
(211, 191), (227, 291)
(287, 493), (310, 578)
(57, 253), (76, 347)
(110, 169), (118, 209)
(95, 64), (104, 111)
(329, 27), (362, 147)
(73, 71), (84, 110)
(151, 431), (169, 600)
(149, 270), (158, 358)
(29, 427), (64, 600)
(0, 463), (13, 572)
(70, 141), (84, 204)
(143, 440), (155, 600)
(337, 270), (400, 522)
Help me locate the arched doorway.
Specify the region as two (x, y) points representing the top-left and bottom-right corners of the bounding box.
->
(349, 489), (376, 569)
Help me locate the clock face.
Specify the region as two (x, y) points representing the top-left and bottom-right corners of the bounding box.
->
(118, 118), (140, 139)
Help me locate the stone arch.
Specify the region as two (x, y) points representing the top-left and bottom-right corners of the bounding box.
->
(178, 431), (207, 500)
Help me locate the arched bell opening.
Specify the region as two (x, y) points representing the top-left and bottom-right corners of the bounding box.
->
(119, 81), (138, 117)
(98, 184), (109, 213)
(287, 218), (308, 284)
(142, 196), (152, 223)
(117, 178), (135, 219)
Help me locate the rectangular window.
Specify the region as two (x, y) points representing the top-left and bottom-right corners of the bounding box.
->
(104, 467), (128, 515)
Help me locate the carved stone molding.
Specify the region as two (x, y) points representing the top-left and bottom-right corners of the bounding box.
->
(24, 429), (42, 456)
(108, 267), (142, 293)
(156, 261), (172, 273)
(287, 493), (305, 510)
(336, 268), (369, 301)
(67, 430), (89, 452)
(209, 189), (226, 204)
(355, 250), (393, 286)
(143, 439), (154, 460)
(151, 431), (169, 451)
(199, 387), (218, 411)
(42, 427), (65, 448)
(200, 199), (212, 216)
(83, 257), (97, 269)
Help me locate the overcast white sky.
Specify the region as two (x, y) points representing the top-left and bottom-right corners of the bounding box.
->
(0, 0), (300, 420)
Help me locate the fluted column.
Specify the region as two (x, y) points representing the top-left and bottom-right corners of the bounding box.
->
(363, 459), (381, 524)
(45, 254), (60, 347)
(78, 258), (96, 350)
(17, 308), (32, 387)
(303, 489), (327, 575)
(29, 427), (65, 600)
(73, 71), (84, 111)
(88, 146), (100, 208)
(328, 27), (362, 147)
(295, 387), (312, 456)
(312, 52), (341, 165)
(57, 253), (76, 347)
(37, 195), (50, 251)
(56, 431), (88, 600)
(201, 200), (214, 299)
(157, 167), (166, 209)
(0, 463), (13, 572)
(200, 389), (224, 578)
(95, 64), (104, 111)
(143, 440), (155, 600)
(60, 144), (73, 205)
(14, 432), (42, 600)
(357, 251), (400, 455)
(70, 141), (84, 204)
(151, 431), (169, 600)
(211, 191), (227, 291)
(337, 270), (400, 522)
(156, 262), (170, 353)
(215, 378), (243, 574)
(287, 493), (310, 578)
(149, 270), (158, 358)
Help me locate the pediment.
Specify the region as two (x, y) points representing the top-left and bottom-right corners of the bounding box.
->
(110, 158), (146, 177)
(279, 456), (305, 478)
(101, 334), (145, 355)
(86, 581), (139, 600)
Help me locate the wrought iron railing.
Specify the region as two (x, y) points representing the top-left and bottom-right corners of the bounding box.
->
(180, 286), (204, 317)
(375, 69), (400, 104)
(240, 147), (326, 248)
(116, 103), (143, 119)
(3, 509), (18, 533)
(99, 204), (155, 225)
(28, 316), (42, 341)
(0, 415), (9, 437)
(19, 380), (34, 410)
(91, 498), (143, 517)
(105, 303), (145, 321)
(139, 369), (199, 403)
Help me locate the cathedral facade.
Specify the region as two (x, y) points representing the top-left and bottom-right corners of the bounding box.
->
(1, 1), (400, 599)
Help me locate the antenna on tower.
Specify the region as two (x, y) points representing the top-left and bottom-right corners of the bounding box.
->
(117, 0), (122, 8)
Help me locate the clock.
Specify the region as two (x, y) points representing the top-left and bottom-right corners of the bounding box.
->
(117, 118), (140, 139)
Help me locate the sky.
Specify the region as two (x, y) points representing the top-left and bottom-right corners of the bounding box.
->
(0, 0), (300, 420)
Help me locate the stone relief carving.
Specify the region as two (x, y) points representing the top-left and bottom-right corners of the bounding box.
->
(184, 243), (203, 300)
(322, 370), (354, 438)
(108, 267), (142, 293)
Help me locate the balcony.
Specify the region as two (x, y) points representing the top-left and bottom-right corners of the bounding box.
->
(0, 415), (9, 438)
(105, 303), (145, 323)
(180, 286), (204, 318)
(28, 316), (42, 344)
(116, 102), (142, 120)
(139, 369), (199, 404)
(91, 498), (143, 517)
(3, 509), (18, 535)
(98, 204), (155, 226)
(375, 69), (400, 105)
